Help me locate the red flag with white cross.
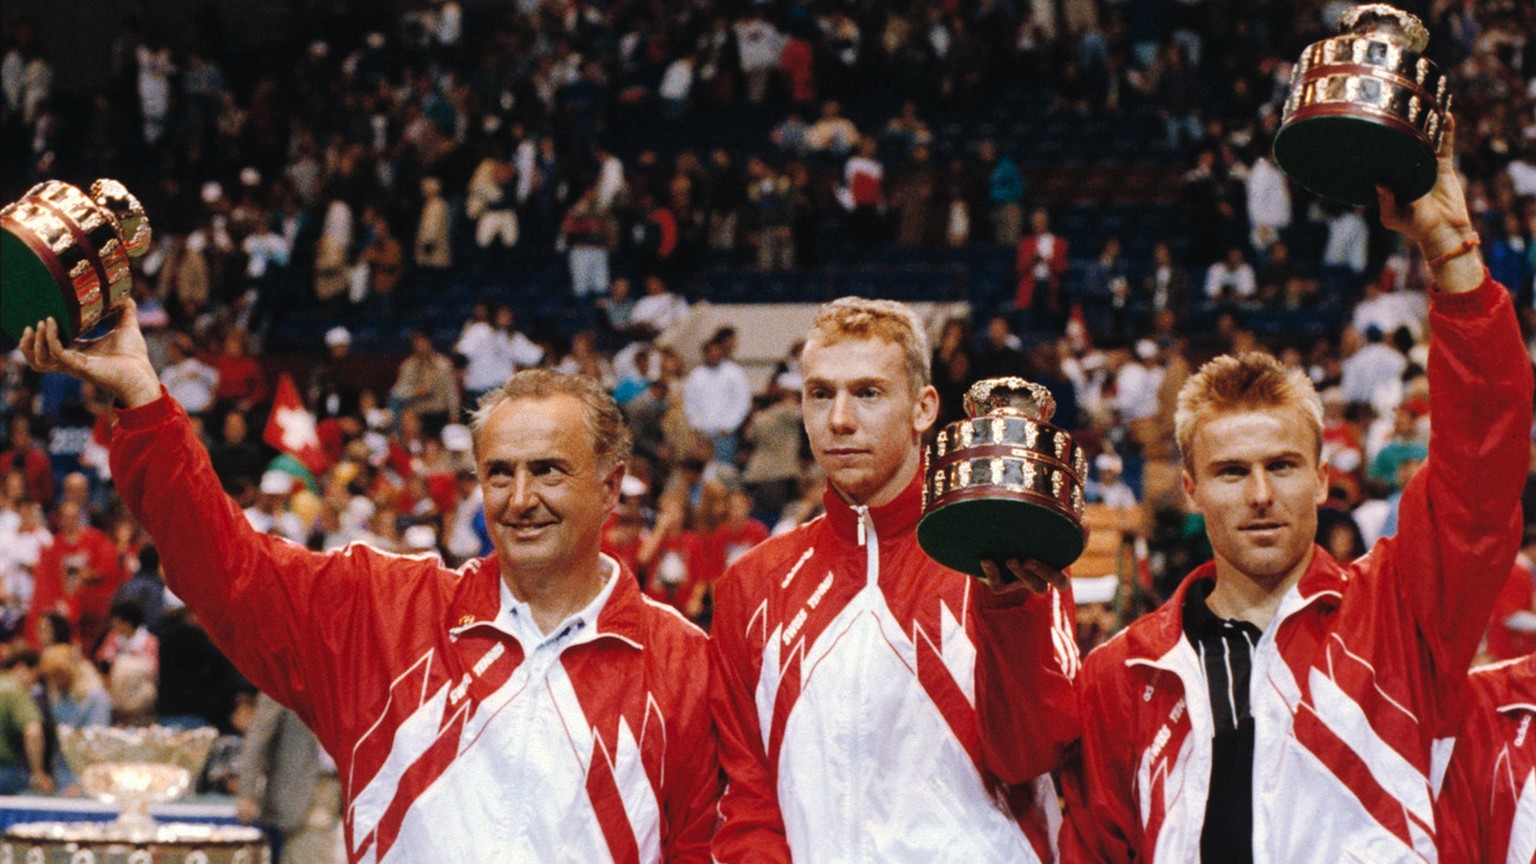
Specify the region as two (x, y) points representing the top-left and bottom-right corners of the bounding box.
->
(263, 373), (328, 474)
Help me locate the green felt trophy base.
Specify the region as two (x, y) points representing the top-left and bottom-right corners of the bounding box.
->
(1273, 114), (1437, 208)
(917, 497), (1086, 579)
(1, 226), (76, 344)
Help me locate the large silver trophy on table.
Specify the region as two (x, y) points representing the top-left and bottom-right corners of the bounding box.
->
(918, 377), (1088, 578)
(0, 726), (268, 864)
(1272, 3), (1451, 206)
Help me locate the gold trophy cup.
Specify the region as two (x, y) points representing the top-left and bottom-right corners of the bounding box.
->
(1273, 3), (1451, 206)
(918, 377), (1087, 578)
(0, 179), (151, 344)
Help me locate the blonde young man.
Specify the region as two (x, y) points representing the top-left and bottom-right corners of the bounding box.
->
(1062, 117), (1533, 862)
(711, 297), (1080, 863)
(19, 307), (719, 864)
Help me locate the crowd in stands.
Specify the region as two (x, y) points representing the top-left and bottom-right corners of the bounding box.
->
(0, 0), (1534, 806)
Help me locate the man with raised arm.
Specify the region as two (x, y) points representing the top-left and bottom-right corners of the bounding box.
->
(19, 319), (718, 862)
(1061, 116), (1533, 861)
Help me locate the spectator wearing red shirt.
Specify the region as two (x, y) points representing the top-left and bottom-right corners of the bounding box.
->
(778, 29), (816, 111)
(208, 329), (268, 414)
(30, 501), (126, 652)
(638, 492), (708, 619)
(0, 417), (55, 506)
(1014, 207), (1069, 327)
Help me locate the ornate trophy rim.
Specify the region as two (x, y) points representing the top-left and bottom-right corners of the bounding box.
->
(962, 376), (1057, 422)
(1339, 3), (1429, 53)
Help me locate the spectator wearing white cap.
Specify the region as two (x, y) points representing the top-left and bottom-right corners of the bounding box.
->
(245, 472), (307, 543)
(1114, 339), (1164, 428)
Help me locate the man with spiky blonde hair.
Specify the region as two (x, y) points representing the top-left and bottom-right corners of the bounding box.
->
(1062, 116), (1534, 863)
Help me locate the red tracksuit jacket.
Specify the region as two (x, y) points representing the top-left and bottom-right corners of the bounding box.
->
(711, 471), (1080, 862)
(111, 395), (718, 863)
(1062, 274), (1532, 862)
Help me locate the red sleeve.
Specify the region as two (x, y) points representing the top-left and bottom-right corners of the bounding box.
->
(660, 633), (724, 863)
(709, 566), (793, 863)
(1060, 647), (1142, 863)
(1435, 682), (1498, 864)
(107, 391), (401, 747)
(972, 582), (1081, 783)
(1393, 274), (1533, 725)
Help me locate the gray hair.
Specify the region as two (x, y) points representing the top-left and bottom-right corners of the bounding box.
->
(469, 369), (633, 472)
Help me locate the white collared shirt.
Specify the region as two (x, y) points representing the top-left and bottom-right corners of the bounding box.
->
(496, 556), (621, 654)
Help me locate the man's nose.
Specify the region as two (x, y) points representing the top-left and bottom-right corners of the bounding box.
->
(828, 392), (856, 432)
(1247, 469), (1274, 508)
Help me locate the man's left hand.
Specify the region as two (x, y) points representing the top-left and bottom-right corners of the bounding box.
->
(979, 558), (1067, 595)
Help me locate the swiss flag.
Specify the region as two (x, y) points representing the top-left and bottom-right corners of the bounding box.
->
(263, 373), (328, 474)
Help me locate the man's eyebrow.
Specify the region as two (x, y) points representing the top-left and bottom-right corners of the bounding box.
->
(802, 375), (894, 390)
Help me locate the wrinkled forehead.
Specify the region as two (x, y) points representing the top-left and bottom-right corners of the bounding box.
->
(1187, 405), (1322, 467)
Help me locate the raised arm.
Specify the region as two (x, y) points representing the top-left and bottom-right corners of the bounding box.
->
(1375, 115), (1535, 706)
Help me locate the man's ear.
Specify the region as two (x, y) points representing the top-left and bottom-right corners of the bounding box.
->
(1180, 468), (1198, 510)
(913, 384), (940, 435)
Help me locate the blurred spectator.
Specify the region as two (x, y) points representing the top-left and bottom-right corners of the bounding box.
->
(236, 692), (343, 864)
(560, 188), (617, 298)
(1321, 203), (1369, 275)
(806, 100), (860, 156)
(1, 416), (54, 506)
(1245, 151), (1291, 255)
(209, 329), (269, 415)
(0, 651), (50, 794)
(113, 545), (168, 637)
(684, 331), (752, 466)
(466, 153), (520, 253)
(413, 176), (453, 277)
(1143, 241), (1194, 330)
(840, 137), (886, 247)
(156, 605), (245, 732)
(162, 335), (219, 417)
(932, 318), (976, 427)
(31, 501), (124, 653)
(1204, 247), (1258, 304)
(37, 643), (109, 791)
(245, 472), (308, 543)
(980, 140), (1025, 246)
(1339, 325), (1406, 409)
(631, 274), (690, 336)
(1015, 208), (1068, 326)
(388, 331), (459, 432)
(742, 387), (804, 520)
(457, 303), (544, 405)
(1487, 530), (1536, 662)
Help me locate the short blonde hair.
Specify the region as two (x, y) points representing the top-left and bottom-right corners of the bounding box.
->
(469, 369), (633, 472)
(805, 297), (931, 395)
(1174, 352), (1323, 471)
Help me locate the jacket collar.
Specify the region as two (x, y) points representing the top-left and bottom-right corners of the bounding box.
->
(449, 554), (647, 649)
(821, 469), (924, 545)
(1123, 544), (1345, 663)
(1486, 654), (1536, 716)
